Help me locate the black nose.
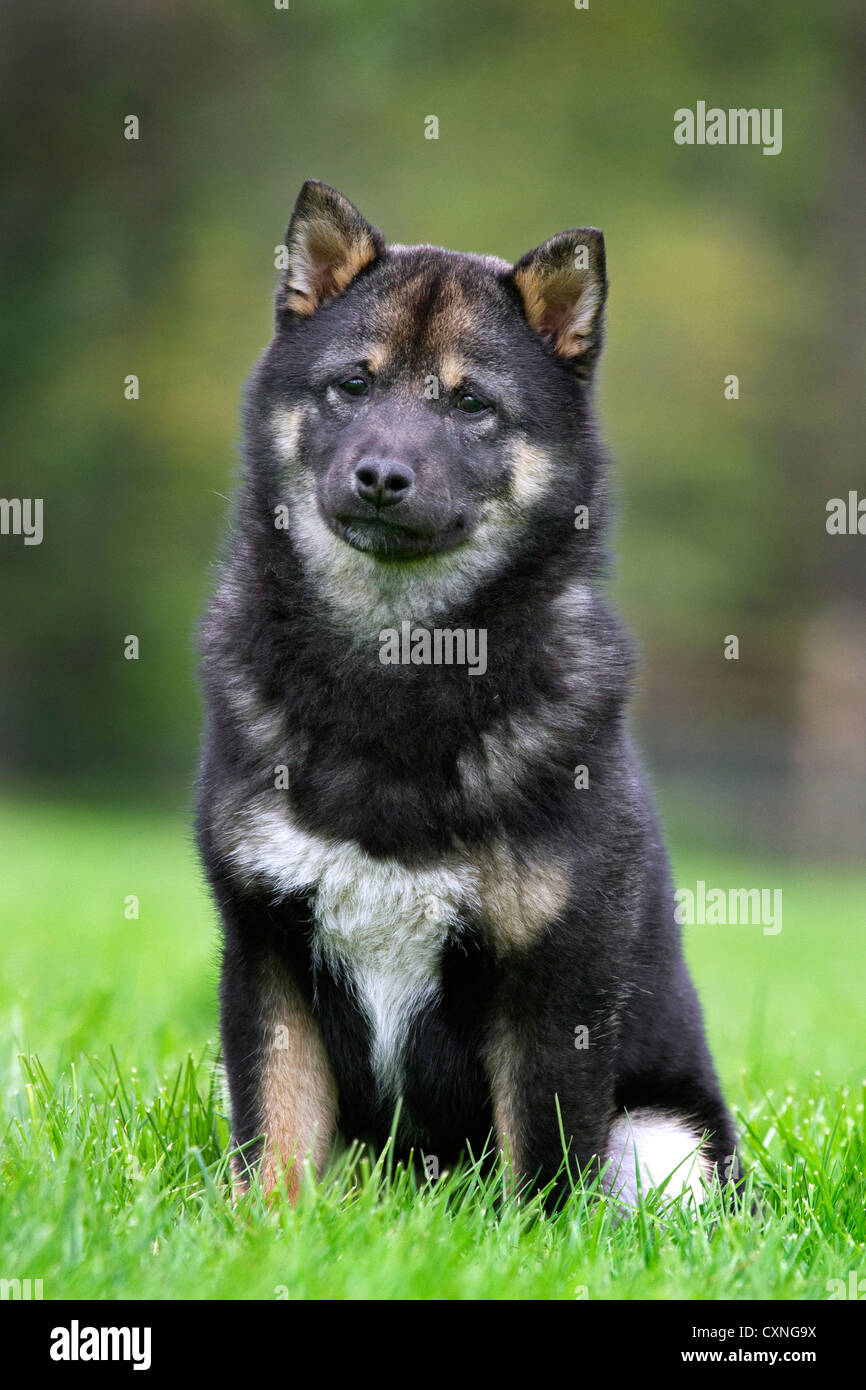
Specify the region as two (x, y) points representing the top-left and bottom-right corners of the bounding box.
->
(353, 458), (415, 509)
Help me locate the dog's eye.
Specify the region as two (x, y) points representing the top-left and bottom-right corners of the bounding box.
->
(340, 377), (369, 397)
(455, 393), (488, 415)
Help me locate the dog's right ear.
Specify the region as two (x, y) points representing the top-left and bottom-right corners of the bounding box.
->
(278, 181), (384, 318)
(509, 227), (607, 372)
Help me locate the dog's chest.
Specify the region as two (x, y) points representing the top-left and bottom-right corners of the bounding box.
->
(229, 804), (468, 1096)
(313, 852), (464, 1096)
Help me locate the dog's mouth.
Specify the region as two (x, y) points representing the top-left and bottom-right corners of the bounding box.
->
(327, 512), (470, 560)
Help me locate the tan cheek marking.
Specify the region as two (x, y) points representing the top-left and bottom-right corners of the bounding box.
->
(507, 439), (554, 508)
(270, 405), (305, 462)
(476, 841), (571, 952)
(250, 963), (338, 1203)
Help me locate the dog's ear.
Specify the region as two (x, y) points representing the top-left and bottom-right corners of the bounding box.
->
(509, 228), (607, 369)
(279, 180), (384, 317)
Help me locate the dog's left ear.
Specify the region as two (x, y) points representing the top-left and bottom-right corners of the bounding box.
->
(509, 228), (607, 368)
(280, 180), (385, 317)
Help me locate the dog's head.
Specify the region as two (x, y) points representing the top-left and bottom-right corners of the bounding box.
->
(247, 181), (608, 619)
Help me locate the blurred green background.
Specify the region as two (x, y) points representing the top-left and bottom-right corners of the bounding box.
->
(1, 0), (864, 850)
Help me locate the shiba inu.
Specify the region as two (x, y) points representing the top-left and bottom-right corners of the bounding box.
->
(196, 180), (737, 1207)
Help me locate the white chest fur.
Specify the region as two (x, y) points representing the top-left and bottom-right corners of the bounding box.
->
(224, 800), (473, 1098)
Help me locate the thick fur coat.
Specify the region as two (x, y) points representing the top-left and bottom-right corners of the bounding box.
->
(196, 180), (737, 1206)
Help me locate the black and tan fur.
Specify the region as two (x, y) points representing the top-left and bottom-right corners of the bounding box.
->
(197, 180), (737, 1207)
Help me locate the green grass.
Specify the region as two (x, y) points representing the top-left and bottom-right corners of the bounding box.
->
(1, 796), (864, 1300)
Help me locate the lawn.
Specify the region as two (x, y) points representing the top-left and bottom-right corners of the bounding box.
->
(1, 795), (864, 1300)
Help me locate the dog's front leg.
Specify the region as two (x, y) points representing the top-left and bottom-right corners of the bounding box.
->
(220, 926), (337, 1204)
(486, 987), (618, 1206)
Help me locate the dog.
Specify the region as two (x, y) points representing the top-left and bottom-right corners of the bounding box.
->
(196, 179), (737, 1208)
